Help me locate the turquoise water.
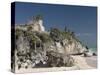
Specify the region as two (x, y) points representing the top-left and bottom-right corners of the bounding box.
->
(89, 47), (97, 53)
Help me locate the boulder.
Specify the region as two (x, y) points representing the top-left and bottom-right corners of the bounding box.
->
(92, 52), (97, 56)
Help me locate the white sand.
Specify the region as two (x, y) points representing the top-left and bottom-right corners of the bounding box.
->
(14, 55), (97, 73)
(85, 56), (97, 68)
(15, 66), (79, 74)
(71, 55), (94, 69)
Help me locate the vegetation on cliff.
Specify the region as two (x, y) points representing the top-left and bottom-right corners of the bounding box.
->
(15, 26), (89, 69)
(14, 15), (89, 69)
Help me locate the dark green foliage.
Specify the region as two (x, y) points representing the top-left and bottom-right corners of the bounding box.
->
(50, 28), (62, 42)
(36, 32), (52, 43)
(49, 28), (76, 45)
(27, 26), (33, 31)
(46, 51), (74, 67)
(15, 28), (24, 40)
(61, 31), (71, 40)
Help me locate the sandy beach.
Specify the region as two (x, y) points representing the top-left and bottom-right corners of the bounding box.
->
(72, 55), (97, 69)
(85, 56), (97, 68)
(14, 55), (97, 73)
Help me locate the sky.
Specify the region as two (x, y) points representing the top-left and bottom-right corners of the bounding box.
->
(14, 2), (97, 48)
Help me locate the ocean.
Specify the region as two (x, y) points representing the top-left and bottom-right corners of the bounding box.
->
(89, 47), (97, 53)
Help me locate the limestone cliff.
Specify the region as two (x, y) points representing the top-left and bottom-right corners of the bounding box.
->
(14, 15), (89, 69)
(14, 27), (88, 69)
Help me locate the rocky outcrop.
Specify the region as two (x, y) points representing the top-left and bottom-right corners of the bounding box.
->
(14, 15), (89, 70)
(14, 27), (89, 69)
(63, 39), (88, 55)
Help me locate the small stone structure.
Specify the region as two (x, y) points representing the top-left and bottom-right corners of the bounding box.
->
(16, 15), (45, 32)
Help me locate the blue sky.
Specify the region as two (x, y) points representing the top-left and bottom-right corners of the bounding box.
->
(15, 2), (97, 48)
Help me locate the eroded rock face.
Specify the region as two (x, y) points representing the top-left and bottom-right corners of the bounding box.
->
(63, 40), (88, 55)
(46, 39), (88, 55)
(16, 35), (30, 54)
(46, 51), (74, 67)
